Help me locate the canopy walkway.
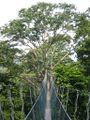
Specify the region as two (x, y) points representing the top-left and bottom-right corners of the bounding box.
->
(0, 72), (90, 120)
(24, 72), (71, 120)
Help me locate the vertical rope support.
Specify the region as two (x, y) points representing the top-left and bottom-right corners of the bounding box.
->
(19, 83), (24, 119)
(29, 85), (35, 120)
(7, 85), (14, 120)
(60, 86), (65, 105)
(56, 86), (59, 95)
(57, 86), (60, 95)
(29, 85), (33, 106)
(66, 89), (69, 111)
(86, 92), (90, 120)
(74, 90), (79, 120)
(33, 86), (36, 102)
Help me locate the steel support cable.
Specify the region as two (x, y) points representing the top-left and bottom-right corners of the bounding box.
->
(24, 72), (71, 120)
(51, 81), (72, 120)
(24, 72), (47, 120)
(24, 85), (71, 120)
(56, 94), (72, 120)
(24, 86), (45, 120)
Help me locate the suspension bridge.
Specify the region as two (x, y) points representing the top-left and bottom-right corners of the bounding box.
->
(24, 71), (72, 120)
(24, 71), (90, 120)
(0, 72), (90, 120)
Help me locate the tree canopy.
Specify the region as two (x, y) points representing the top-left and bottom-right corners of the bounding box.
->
(0, 2), (90, 120)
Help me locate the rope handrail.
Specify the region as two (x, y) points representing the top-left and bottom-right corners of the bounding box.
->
(24, 86), (44, 120)
(24, 76), (71, 120)
(53, 85), (72, 120)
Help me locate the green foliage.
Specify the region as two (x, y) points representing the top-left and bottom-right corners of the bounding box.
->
(55, 62), (88, 90)
(0, 83), (38, 120)
(0, 2), (90, 120)
(75, 11), (90, 91)
(0, 2), (78, 80)
(55, 62), (89, 120)
(75, 12), (90, 76)
(77, 38), (90, 75)
(0, 2), (77, 48)
(0, 41), (22, 85)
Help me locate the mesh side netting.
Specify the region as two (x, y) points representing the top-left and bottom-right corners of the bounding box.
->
(51, 84), (71, 120)
(24, 86), (46, 120)
(24, 80), (71, 120)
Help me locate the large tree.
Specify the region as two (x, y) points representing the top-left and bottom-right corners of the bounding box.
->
(75, 12), (90, 75)
(0, 2), (78, 77)
(0, 2), (89, 120)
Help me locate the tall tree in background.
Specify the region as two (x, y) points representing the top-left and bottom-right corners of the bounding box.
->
(0, 2), (90, 120)
(75, 10), (90, 90)
(0, 2), (78, 77)
(75, 10), (90, 73)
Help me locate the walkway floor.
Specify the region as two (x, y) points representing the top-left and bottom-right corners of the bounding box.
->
(45, 81), (51, 120)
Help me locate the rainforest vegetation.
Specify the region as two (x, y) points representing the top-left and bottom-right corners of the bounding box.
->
(0, 2), (90, 120)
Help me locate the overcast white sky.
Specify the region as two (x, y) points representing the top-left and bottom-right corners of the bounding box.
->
(0, 0), (90, 26)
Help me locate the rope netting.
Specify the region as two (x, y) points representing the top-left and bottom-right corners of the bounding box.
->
(24, 75), (71, 120)
(24, 85), (46, 120)
(0, 76), (90, 120)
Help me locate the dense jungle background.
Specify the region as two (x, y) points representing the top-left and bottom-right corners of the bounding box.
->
(0, 2), (90, 120)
